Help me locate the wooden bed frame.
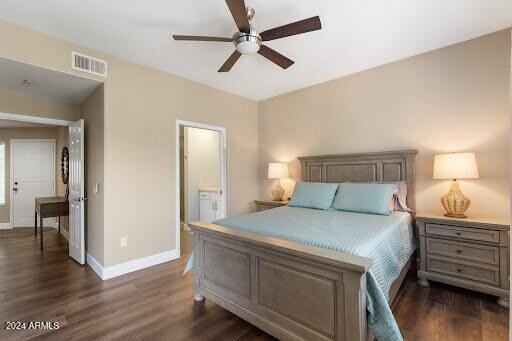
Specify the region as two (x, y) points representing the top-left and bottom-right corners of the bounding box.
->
(188, 150), (417, 341)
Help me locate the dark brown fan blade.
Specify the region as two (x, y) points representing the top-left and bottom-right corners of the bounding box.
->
(258, 45), (294, 69)
(260, 16), (321, 41)
(218, 50), (242, 72)
(225, 0), (250, 33)
(173, 35), (232, 42)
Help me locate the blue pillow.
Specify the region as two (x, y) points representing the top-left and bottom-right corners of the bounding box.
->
(288, 182), (339, 210)
(332, 183), (397, 215)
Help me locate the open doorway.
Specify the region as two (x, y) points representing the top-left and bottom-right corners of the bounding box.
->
(0, 114), (85, 263)
(0, 117), (71, 250)
(0, 56), (101, 265)
(176, 120), (226, 257)
(0, 122), (64, 232)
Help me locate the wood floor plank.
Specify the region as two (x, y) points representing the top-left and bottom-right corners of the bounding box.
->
(444, 313), (482, 341)
(452, 288), (482, 320)
(414, 300), (450, 340)
(481, 298), (509, 341)
(427, 283), (454, 306)
(0, 227), (508, 341)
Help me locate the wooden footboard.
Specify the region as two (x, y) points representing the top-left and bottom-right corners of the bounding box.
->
(189, 221), (372, 341)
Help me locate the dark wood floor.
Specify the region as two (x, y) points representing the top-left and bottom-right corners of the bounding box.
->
(0, 228), (508, 340)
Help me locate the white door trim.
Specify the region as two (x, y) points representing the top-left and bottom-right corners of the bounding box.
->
(175, 120), (227, 259)
(0, 112), (72, 126)
(10, 139), (56, 228)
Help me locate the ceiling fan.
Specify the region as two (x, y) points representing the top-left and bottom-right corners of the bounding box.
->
(173, 0), (322, 72)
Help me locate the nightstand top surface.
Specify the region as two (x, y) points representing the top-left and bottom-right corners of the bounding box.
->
(416, 212), (510, 228)
(254, 199), (288, 206)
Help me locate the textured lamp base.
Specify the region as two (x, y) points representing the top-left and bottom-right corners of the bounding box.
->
(444, 213), (468, 218)
(441, 180), (471, 218)
(271, 181), (285, 201)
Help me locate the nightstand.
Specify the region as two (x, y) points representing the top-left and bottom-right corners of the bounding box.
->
(416, 212), (510, 308)
(254, 200), (287, 212)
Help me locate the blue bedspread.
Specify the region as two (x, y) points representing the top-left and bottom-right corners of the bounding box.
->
(186, 206), (415, 341)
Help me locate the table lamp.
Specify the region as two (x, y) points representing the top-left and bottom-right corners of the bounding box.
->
(268, 162), (289, 201)
(433, 152), (479, 218)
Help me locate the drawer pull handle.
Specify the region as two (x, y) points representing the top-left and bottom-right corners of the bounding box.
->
(455, 232), (462, 236)
(457, 268), (463, 272)
(456, 249), (462, 253)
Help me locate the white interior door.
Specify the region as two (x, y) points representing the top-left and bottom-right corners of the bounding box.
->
(12, 140), (55, 228)
(68, 119), (85, 264)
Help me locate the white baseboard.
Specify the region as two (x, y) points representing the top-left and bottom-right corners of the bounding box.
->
(86, 252), (104, 279)
(0, 223), (12, 229)
(87, 249), (180, 280)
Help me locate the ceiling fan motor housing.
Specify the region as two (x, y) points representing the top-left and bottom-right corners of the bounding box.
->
(233, 27), (262, 54)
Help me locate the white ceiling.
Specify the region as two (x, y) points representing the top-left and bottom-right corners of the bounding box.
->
(0, 57), (102, 103)
(0, 0), (510, 101)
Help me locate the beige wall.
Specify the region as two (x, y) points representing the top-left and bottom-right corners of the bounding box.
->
(0, 127), (62, 224)
(0, 87), (79, 121)
(104, 58), (258, 266)
(80, 85), (105, 264)
(0, 19), (260, 267)
(259, 29), (511, 218)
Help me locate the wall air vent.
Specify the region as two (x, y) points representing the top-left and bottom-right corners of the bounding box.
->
(71, 52), (107, 77)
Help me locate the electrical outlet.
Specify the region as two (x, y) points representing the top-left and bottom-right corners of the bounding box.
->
(120, 237), (128, 247)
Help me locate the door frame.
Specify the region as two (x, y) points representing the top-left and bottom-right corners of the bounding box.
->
(10, 139), (56, 228)
(175, 120), (227, 258)
(0, 112), (71, 126)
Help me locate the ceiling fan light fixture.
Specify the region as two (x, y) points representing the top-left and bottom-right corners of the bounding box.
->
(233, 30), (261, 54)
(172, 1), (322, 71)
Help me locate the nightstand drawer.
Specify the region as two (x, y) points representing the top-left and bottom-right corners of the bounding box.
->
(426, 238), (499, 265)
(426, 223), (500, 244)
(427, 256), (500, 286)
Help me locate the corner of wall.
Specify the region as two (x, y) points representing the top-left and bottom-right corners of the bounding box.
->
(257, 101), (263, 201)
(80, 84), (106, 267)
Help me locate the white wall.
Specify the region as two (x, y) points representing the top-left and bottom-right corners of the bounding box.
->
(185, 127), (220, 222)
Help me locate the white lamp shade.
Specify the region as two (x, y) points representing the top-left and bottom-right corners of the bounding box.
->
(268, 162), (289, 179)
(433, 153), (479, 180)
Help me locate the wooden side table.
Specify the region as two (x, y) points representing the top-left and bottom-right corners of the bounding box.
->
(254, 200), (288, 212)
(35, 196), (69, 250)
(416, 212), (510, 307)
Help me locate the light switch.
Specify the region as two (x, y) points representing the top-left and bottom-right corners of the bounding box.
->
(93, 183), (100, 195)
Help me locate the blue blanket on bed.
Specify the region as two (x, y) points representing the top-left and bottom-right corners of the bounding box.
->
(186, 206), (415, 341)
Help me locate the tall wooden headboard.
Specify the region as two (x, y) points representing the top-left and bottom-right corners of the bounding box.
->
(298, 150), (418, 211)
